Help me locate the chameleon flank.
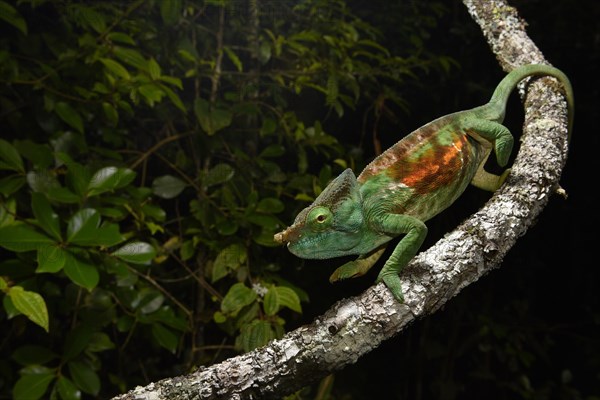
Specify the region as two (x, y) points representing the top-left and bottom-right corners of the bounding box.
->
(274, 64), (574, 302)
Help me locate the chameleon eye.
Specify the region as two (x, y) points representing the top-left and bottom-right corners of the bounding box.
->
(307, 206), (332, 230)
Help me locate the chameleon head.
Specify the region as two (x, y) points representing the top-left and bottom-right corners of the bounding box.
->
(273, 169), (367, 259)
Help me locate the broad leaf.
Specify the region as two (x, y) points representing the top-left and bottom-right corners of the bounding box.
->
(99, 58), (130, 79)
(152, 175), (187, 199)
(160, 0), (181, 25)
(237, 320), (276, 352)
(0, 224), (54, 252)
(56, 376), (81, 400)
(63, 253), (99, 290)
(0, 175), (26, 196)
(12, 372), (54, 400)
(66, 209), (99, 244)
(204, 163), (235, 187)
(211, 243), (247, 283)
(87, 166), (136, 196)
(264, 286), (302, 316)
(31, 192), (61, 240)
(151, 323), (178, 353)
(8, 286), (49, 331)
(68, 361), (100, 396)
(256, 197), (284, 214)
(65, 209), (122, 247)
(36, 244), (67, 273)
(12, 345), (57, 366)
(0, 1), (27, 35)
(0, 138), (24, 172)
(55, 102), (84, 133)
(112, 242), (156, 265)
(193, 98), (232, 135)
(221, 283), (257, 317)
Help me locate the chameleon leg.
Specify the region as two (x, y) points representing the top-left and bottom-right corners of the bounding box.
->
(375, 214), (428, 302)
(464, 119), (514, 167)
(470, 149), (511, 191)
(329, 245), (387, 283)
(465, 119), (514, 191)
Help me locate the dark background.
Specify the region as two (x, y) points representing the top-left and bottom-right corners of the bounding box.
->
(296, 1), (600, 398)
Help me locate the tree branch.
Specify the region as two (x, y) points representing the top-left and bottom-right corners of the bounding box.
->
(111, 1), (571, 399)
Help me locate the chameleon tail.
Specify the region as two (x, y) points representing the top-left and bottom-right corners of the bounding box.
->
(487, 64), (574, 136)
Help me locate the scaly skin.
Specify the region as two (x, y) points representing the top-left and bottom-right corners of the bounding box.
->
(274, 64), (573, 302)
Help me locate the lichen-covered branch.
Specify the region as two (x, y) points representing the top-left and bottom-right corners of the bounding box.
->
(111, 1), (571, 399)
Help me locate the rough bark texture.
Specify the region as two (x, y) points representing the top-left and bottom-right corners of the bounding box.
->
(112, 1), (571, 399)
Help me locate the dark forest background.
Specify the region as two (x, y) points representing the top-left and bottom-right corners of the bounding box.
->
(0, 0), (598, 399)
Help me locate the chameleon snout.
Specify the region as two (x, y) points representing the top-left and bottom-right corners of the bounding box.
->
(274, 228), (290, 244)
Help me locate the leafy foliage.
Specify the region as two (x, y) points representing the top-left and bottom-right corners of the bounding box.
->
(0, 0), (447, 398)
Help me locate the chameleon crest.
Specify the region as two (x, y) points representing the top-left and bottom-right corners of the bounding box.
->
(275, 64), (573, 302)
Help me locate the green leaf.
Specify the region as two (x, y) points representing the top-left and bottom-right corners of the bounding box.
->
(259, 143), (284, 157)
(68, 361), (100, 396)
(224, 46), (243, 72)
(31, 192), (61, 240)
(0, 138), (24, 172)
(14, 140), (53, 169)
(106, 32), (135, 45)
(87, 166), (136, 196)
(62, 325), (93, 361)
(112, 242), (156, 265)
(79, 6), (106, 33)
(87, 332), (115, 352)
(99, 58), (130, 80)
(160, 0), (181, 25)
(27, 170), (60, 193)
(0, 224), (54, 252)
(113, 46), (147, 71)
(204, 163), (234, 187)
(56, 376), (81, 400)
(148, 58), (161, 80)
(102, 102), (119, 126)
(211, 243), (247, 283)
(221, 282), (257, 317)
(63, 253), (99, 290)
(66, 208), (99, 244)
(151, 175), (187, 199)
(12, 345), (57, 366)
(264, 286), (302, 316)
(36, 244), (67, 273)
(0, 175), (26, 196)
(237, 320), (275, 352)
(55, 102), (84, 133)
(151, 323), (178, 353)
(256, 197), (284, 214)
(0, 1), (28, 35)
(13, 372), (54, 400)
(8, 286), (49, 331)
(138, 83), (165, 105)
(193, 98), (232, 135)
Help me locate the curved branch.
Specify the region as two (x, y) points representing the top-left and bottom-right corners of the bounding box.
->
(112, 1), (571, 399)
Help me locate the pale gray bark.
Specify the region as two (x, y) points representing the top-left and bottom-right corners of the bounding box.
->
(112, 1), (571, 399)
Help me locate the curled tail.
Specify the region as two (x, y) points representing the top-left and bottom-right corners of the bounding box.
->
(488, 64), (574, 136)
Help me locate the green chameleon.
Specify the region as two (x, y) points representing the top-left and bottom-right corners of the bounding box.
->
(274, 64), (573, 302)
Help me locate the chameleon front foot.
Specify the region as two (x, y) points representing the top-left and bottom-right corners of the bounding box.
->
(329, 260), (369, 282)
(376, 273), (405, 303)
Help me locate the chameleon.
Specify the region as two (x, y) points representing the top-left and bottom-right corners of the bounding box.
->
(274, 64), (574, 302)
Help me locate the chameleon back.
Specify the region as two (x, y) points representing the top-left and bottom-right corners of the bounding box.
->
(357, 114), (488, 222)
